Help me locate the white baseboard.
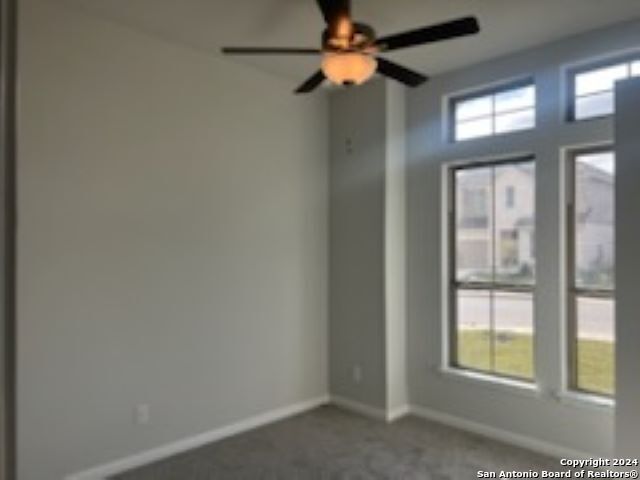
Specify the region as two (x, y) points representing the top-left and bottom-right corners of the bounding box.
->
(65, 396), (599, 479)
(66, 395), (329, 480)
(410, 405), (596, 460)
(386, 404), (411, 422)
(329, 396), (410, 423)
(330, 395), (387, 421)
(330, 398), (596, 457)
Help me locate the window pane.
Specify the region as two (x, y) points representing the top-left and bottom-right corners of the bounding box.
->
(495, 109), (535, 134)
(456, 95), (492, 121)
(456, 289), (491, 372)
(575, 91), (615, 120)
(632, 61), (640, 77)
(454, 84), (536, 141)
(495, 85), (535, 113)
(452, 161), (536, 382)
(456, 168), (492, 282)
(494, 163), (535, 285)
(506, 186), (515, 209)
(456, 117), (492, 141)
(494, 292), (534, 380)
(575, 63), (629, 96)
(576, 296), (615, 396)
(575, 152), (615, 290)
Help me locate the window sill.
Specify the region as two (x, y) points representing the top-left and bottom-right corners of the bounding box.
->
(557, 390), (615, 413)
(437, 366), (541, 399)
(437, 368), (615, 413)
(568, 111), (614, 123)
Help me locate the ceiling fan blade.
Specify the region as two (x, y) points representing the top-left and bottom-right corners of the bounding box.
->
(295, 70), (326, 94)
(376, 16), (480, 52)
(222, 47), (321, 55)
(376, 57), (428, 87)
(315, 0), (333, 23)
(315, 0), (351, 25)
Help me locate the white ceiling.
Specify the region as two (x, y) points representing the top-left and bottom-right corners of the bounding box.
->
(55, 0), (640, 85)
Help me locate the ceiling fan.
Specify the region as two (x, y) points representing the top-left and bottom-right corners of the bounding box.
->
(221, 0), (480, 94)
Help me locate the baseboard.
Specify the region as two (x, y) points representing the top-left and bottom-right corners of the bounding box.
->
(330, 395), (387, 421)
(329, 396), (410, 423)
(65, 396), (597, 479)
(410, 405), (596, 460)
(386, 404), (411, 422)
(66, 395), (330, 480)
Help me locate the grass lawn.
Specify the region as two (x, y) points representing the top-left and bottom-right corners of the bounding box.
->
(457, 330), (614, 396)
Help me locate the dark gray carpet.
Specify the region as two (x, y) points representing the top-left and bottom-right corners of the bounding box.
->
(112, 406), (560, 479)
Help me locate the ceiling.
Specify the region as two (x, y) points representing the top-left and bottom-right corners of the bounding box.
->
(54, 0), (640, 84)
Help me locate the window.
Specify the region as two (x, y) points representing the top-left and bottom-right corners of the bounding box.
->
(452, 81), (536, 142)
(568, 149), (615, 396)
(450, 158), (536, 381)
(570, 57), (640, 121)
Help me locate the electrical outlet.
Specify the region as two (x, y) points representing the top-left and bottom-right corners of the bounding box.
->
(345, 137), (354, 155)
(352, 365), (363, 384)
(135, 404), (151, 425)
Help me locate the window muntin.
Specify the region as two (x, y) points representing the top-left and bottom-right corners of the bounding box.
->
(453, 83), (536, 142)
(571, 58), (640, 121)
(451, 159), (536, 381)
(568, 150), (615, 397)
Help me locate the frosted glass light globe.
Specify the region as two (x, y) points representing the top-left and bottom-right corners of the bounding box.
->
(321, 52), (377, 86)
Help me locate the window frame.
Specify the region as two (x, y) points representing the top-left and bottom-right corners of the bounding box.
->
(567, 53), (640, 122)
(565, 146), (615, 398)
(449, 78), (536, 143)
(448, 155), (536, 383)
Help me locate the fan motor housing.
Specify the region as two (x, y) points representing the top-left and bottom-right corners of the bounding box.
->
(322, 23), (377, 52)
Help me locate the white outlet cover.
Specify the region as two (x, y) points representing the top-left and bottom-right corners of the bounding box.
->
(135, 404), (151, 425)
(352, 366), (363, 383)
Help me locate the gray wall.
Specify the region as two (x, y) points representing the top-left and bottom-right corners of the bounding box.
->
(329, 80), (410, 414)
(406, 20), (640, 456)
(615, 78), (640, 457)
(329, 81), (387, 409)
(17, 1), (328, 478)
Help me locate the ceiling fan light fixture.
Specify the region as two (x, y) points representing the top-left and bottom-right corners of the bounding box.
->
(222, 2), (480, 94)
(321, 52), (377, 86)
